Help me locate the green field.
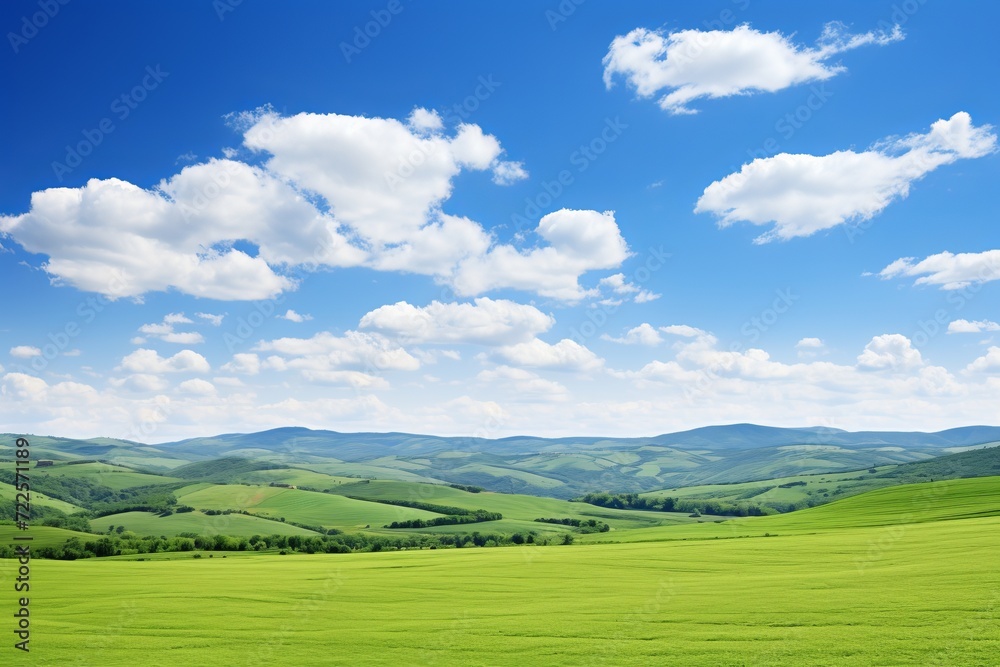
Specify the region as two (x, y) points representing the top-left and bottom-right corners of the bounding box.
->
(0, 484), (81, 515)
(175, 484), (443, 530)
(582, 475), (1000, 543)
(223, 467), (360, 488)
(332, 479), (706, 530)
(0, 524), (97, 548)
(4, 479), (999, 665)
(90, 510), (319, 537)
(641, 466), (901, 510)
(31, 462), (180, 491)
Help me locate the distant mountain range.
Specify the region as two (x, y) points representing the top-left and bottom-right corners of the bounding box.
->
(5, 424), (1000, 498)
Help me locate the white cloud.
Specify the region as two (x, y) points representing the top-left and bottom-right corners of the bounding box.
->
(108, 373), (169, 393)
(633, 289), (660, 303)
(476, 366), (568, 402)
(177, 379), (217, 396)
(598, 272), (660, 303)
(696, 112), (996, 242)
(603, 22), (902, 115)
(948, 319), (1000, 334)
(281, 309), (313, 323)
(452, 209), (630, 301)
(407, 107), (443, 133)
(966, 347), (1000, 373)
(10, 346), (41, 358)
(359, 297), (553, 346)
(196, 312), (225, 326)
(602, 323), (663, 346)
(254, 331), (419, 386)
(493, 338), (603, 372)
(299, 370), (390, 390)
(491, 160), (529, 185)
(163, 313), (193, 325)
(161, 332), (205, 345)
(139, 313), (205, 344)
(0, 163), (325, 300)
(659, 324), (708, 338)
(2, 108), (616, 303)
(796, 337), (827, 359)
(118, 349), (211, 374)
(221, 353), (261, 376)
(880, 249), (1000, 290)
(856, 334), (923, 371)
(2, 372), (50, 401)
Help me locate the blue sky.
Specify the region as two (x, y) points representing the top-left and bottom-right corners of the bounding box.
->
(1, 0), (998, 442)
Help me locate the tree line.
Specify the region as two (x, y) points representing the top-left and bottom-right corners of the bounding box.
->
(0, 527), (562, 560)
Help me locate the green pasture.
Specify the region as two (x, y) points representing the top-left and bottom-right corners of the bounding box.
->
(89, 510), (319, 538)
(333, 479), (703, 530)
(30, 462), (179, 491)
(175, 484), (442, 529)
(4, 500), (998, 665)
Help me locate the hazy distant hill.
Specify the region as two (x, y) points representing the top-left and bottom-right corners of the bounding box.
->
(4, 424), (999, 498)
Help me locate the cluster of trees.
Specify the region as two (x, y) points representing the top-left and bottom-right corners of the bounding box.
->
(0, 528), (562, 560)
(349, 497), (482, 516)
(0, 470), (124, 507)
(448, 484), (483, 493)
(0, 500), (93, 532)
(385, 510), (502, 529)
(534, 517), (610, 533)
(575, 492), (781, 517)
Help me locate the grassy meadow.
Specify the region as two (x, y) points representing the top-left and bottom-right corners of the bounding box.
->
(2, 476), (998, 665)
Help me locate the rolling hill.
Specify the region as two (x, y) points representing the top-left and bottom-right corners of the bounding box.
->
(7, 424), (1000, 498)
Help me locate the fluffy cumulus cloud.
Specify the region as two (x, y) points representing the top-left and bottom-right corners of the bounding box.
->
(966, 347), (1000, 373)
(879, 249), (1000, 290)
(660, 324), (709, 339)
(118, 349), (211, 374)
(613, 331), (968, 420)
(1, 107), (628, 303)
(10, 346), (42, 358)
(597, 273), (659, 304)
(491, 338), (604, 372)
(280, 309), (313, 323)
(359, 298), (553, 346)
(196, 312), (225, 326)
(796, 337), (828, 359)
(602, 323), (663, 346)
(253, 331), (418, 389)
(856, 334), (923, 371)
(221, 353), (261, 376)
(138, 313), (205, 344)
(476, 366), (568, 402)
(696, 112), (997, 242)
(948, 319), (1000, 334)
(452, 209), (630, 301)
(177, 378), (216, 396)
(603, 21), (902, 115)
